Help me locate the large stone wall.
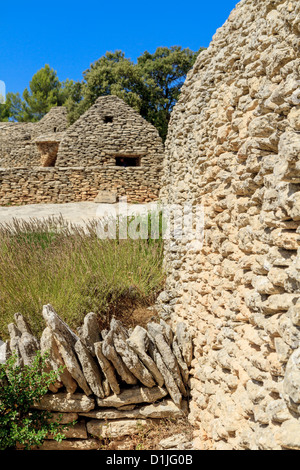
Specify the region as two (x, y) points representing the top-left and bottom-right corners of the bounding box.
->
(159, 0), (300, 450)
(0, 165), (161, 205)
(0, 107), (68, 168)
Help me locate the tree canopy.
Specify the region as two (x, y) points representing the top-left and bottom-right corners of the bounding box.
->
(0, 46), (204, 140)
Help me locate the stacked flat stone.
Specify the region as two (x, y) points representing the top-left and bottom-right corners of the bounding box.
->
(0, 306), (192, 450)
(159, 0), (300, 451)
(0, 96), (163, 205)
(0, 108), (68, 168)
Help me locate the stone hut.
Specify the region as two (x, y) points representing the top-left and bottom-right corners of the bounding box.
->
(0, 96), (164, 205)
(159, 0), (300, 451)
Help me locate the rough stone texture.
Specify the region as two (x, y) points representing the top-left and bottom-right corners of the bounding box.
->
(86, 418), (151, 439)
(0, 107), (68, 167)
(0, 96), (163, 205)
(79, 399), (185, 420)
(33, 393), (95, 413)
(96, 386), (168, 408)
(159, 0), (300, 450)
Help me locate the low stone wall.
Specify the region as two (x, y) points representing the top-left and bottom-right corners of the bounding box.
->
(0, 307), (192, 450)
(0, 165), (162, 205)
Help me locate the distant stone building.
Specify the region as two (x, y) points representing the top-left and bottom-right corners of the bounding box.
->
(0, 96), (164, 205)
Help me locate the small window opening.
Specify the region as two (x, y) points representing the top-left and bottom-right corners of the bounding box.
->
(115, 156), (140, 167)
(104, 116), (113, 123)
(53, 127), (57, 133)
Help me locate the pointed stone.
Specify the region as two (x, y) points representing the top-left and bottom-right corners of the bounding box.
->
(176, 322), (193, 367)
(40, 327), (77, 394)
(18, 332), (40, 366)
(148, 322), (186, 397)
(102, 330), (137, 385)
(113, 333), (156, 388)
(74, 339), (105, 398)
(78, 312), (101, 356)
(94, 341), (120, 395)
(127, 326), (164, 387)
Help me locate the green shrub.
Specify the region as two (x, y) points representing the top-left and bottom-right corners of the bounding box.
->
(0, 352), (69, 450)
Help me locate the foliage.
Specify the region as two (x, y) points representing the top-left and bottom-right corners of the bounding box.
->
(0, 216), (165, 338)
(0, 352), (68, 450)
(0, 46), (203, 139)
(68, 47), (202, 140)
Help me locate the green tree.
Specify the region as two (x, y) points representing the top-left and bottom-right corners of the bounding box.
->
(0, 92), (23, 121)
(0, 352), (70, 450)
(67, 47), (202, 140)
(137, 46), (202, 141)
(21, 64), (65, 122)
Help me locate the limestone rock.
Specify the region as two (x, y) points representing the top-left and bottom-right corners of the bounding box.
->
(94, 341), (120, 395)
(176, 322), (193, 367)
(113, 333), (156, 388)
(18, 332), (40, 366)
(283, 348), (300, 404)
(80, 399), (185, 420)
(96, 386), (168, 408)
(102, 330), (137, 385)
(77, 312), (101, 356)
(40, 326), (77, 394)
(52, 330), (92, 396)
(33, 393), (95, 413)
(87, 418), (150, 439)
(74, 339), (105, 398)
(127, 326), (164, 387)
(148, 322), (186, 397)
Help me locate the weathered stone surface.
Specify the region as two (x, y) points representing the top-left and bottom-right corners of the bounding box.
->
(283, 348), (300, 404)
(80, 399), (185, 420)
(176, 323), (193, 367)
(148, 322), (186, 396)
(94, 341), (120, 395)
(159, 433), (192, 450)
(127, 326), (164, 387)
(40, 326), (77, 394)
(77, 312), (101, 356)
(87, 418), (150, 439)
(157, 0), (300, 451)
(18, 332), (40, 366)
(14, 313), (33, 335)
(172, 338), (189, 385)
(74, 339), (105, 398)
(148, 341), (182, 407)
(0, 341), (10, 364)
(113, 332), (156, 388)
(96, 386), (168, 408)
(33, 393), (95, 413)
(102, 330), (137, 385)
(279, 419), (300, 450)
(48, 412), (78, 424)
(52, 329), (92, 396)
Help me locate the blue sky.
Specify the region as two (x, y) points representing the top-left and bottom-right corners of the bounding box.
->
(0, 0), (239, 95)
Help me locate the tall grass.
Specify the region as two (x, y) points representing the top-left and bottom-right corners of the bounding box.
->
(0, 216), (165, 339)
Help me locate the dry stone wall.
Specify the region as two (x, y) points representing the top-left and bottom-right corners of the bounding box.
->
(0, 165), (161, 205)
(0, 307), (192, 450)
(56, 96), (164, 169)
(159, 0), (300, 450)
(0, 97), (164, 205)
(0, 108), (68, 168)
